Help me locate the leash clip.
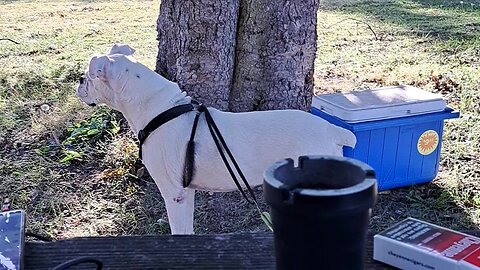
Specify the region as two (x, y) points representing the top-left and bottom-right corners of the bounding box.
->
(192, 102), (206, 113)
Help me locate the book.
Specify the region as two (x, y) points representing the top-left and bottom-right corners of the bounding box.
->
(0, 210), (26, 270)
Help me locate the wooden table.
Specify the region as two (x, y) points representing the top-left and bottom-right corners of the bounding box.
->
(24, 232), (397, 269)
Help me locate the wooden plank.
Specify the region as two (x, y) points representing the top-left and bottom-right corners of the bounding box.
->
(24, 233), (391, 269)
(25, 233), (275, 270)
(23, 231), (480, 269)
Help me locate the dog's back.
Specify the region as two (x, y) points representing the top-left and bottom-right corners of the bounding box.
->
(187, 108), (356, 191)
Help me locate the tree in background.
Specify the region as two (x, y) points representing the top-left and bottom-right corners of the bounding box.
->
(156, 0), (319, 112)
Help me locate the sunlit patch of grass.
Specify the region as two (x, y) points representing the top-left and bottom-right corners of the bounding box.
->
(0, 0), (161, 238)
(316, 0), (480, 231)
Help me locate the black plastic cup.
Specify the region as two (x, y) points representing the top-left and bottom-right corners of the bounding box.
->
(263, 155), (377, 270)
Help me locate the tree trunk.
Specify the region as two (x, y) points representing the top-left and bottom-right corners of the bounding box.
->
(156, 0), (239, 110)
(156, 0), (319, 112)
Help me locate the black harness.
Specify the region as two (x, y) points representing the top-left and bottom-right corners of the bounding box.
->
(137, 101), (257, 204)
(137, 103), (195, 160)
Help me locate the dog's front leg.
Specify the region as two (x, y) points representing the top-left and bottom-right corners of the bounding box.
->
(162, 188), (195, 234)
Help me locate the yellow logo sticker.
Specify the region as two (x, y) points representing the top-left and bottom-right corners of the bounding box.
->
(417, 130), (439, 155)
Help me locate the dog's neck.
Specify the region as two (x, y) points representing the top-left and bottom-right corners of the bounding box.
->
(115, 63), (191, 134)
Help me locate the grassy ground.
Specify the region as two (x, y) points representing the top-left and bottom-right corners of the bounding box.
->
(316, 0), (480, 232)
(0, 0), (479, 238)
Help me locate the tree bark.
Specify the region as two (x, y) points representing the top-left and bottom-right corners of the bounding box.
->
(156, 0), (319, 112)
(156, 0), (239, 110)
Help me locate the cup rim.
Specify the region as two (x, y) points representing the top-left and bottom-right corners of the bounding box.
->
(263, 155), (377, 197)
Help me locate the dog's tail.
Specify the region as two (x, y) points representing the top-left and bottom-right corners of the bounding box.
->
(332, 125), (357, 148)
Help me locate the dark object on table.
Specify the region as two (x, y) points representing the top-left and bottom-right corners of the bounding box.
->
(264, 155), (377, 270)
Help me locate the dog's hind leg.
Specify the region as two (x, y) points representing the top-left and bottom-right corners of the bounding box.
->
(163, 188), (195, 234)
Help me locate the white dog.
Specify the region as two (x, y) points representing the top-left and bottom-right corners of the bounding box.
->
(76, 44), (356, 234)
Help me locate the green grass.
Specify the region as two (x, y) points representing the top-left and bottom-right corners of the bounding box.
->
(316, 0), (480, 231)
(0, 0), (165, 237)
(0, 0), (479, 238)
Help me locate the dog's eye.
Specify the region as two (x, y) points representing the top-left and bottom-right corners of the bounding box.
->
(79, 76), (85, 84)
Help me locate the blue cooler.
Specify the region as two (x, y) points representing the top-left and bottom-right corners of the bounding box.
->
(311, 86), (459, 191)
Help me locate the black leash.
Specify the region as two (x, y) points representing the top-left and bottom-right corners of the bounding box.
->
(196, 106), (272, 230)
(137, 100), (257, 205)
(183, 102), (257, 205)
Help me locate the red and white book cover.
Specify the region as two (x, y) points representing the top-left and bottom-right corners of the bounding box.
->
(374, 217), (480, 270)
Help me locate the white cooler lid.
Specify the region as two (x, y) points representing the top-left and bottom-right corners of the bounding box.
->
(312, 85), (447, 122)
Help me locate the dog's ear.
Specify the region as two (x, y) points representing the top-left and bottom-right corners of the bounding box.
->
(88, 55), (111, 81)
(108, 44), (135, 56)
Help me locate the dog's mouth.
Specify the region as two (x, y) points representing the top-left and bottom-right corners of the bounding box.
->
(77, 75), (96, 107)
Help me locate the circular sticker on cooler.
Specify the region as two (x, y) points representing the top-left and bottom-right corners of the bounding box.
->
(417, 130), (439, 155)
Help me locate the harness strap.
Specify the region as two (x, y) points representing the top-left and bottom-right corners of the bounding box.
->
(203, 108), (257, 204)
(183, 102), (257, 205)
(182, 103), (205, 187)
(137, 103), (195, 160)
(137, 100), (257, 205)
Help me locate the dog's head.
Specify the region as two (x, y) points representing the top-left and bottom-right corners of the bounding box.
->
(76, 44), (137, 109)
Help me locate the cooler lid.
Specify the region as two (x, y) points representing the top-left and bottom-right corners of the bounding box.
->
(312, 85), (447, 122)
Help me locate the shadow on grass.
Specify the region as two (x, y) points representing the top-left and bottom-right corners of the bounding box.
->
(370, 181), (477, 233)
(119, 171), (269, 235)
(194, 189), (270, 234)
(323, 0), (480, 43)
(318, 0), (479, 233)
(131, 169), (476, 234)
